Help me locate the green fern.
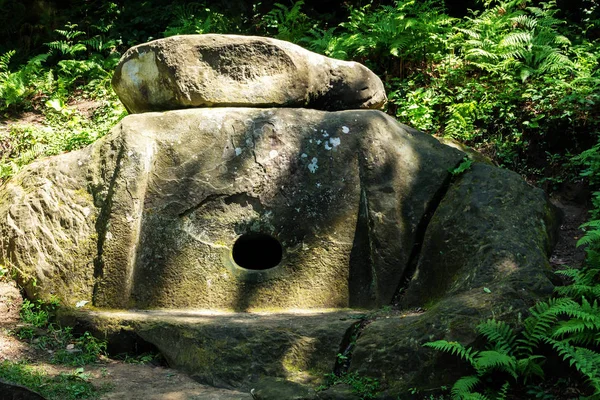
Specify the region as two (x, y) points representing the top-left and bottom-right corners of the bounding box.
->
(457, 0), (573, 81)
(473, 350), (517, 378)
(477, 320), (517, 355)
(451, 375), (483, 399)
(423, 340), (479, 365)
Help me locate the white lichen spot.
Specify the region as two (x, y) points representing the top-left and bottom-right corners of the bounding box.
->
(82, 207), (91, 217)
(324, 142), (333, 150)
(309, 139), (313, 143)
(316, 182), (321, 188)
(301, 153), (308, 158)
(342, 126), (350, 134)
(322, 132), (329, 138)
(78, 161), (83, 166)
(308, 157), (319, 173)
(127, 151), (134, 157)
(316, 140), (322, 145)
(235, 147), (243, 156)
(313, 128), (318, 132)
(106, 231), (113, 241)
(269, 149), (279, 159)
(330, 137), (341, 148)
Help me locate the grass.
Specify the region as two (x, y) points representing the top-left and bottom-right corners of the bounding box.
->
(14, 299), (107, 367)
(0, 362), (106, 399)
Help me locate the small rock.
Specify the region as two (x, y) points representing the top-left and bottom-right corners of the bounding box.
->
(0, 380), (47, 399)
(251, 377), (317, 400)
(317, 383), (361, 400)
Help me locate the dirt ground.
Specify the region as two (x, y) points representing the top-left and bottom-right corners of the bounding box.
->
(0, 193), (590, 400)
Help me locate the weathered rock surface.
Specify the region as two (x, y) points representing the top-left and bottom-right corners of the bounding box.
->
(0, 34), (561, 398)
(0, 149), (97, 303)
(0, 282), (22, 327)
(0, 380), (47, 399)
(349, 163), (558, 395)
(250, 377), (317, 400)
(58, 309), (362, 391)
(0, 108), (464, 310)
(112, 35), (387, 113)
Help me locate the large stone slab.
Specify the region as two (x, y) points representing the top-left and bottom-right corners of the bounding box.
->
(58, 309), (362, 390)
(112, 35), (387, 113)
(0, 108), (463, 310)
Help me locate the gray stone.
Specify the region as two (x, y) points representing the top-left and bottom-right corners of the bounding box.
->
(112, 35), (386, 113)
(317, 383), (361, 399)
(0, 36), (561, 399)
(348, 163), (559, 395)
(0, 108), (463, 310)
(57, 309), (361, 390)
(0, 380), (47, 400)
(250, 377), (317, 400)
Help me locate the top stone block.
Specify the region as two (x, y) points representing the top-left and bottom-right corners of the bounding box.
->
(111, 34), (387, 113)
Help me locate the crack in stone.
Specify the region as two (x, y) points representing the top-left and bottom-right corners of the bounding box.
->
(91, 133), (127, 305)
(178, 194), (226, 218)
(391, 158), (468, 304)
(333, 317), (372, 376)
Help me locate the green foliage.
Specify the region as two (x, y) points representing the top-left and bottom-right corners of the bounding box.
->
(456, 0), (573, 82)
(450, 157), (473, 176)
(15, 299), (107, 367)
(0, 98), (126, 181)
(320, 372), (380, 399)
(425, 210), (600, 398)
(0, 362), (103, 400)
(163, 4), (238, 36)
(260, 1), (315, 43)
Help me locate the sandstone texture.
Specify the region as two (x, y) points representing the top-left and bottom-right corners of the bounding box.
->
(0, 35), (561, 398)
(58, 309), (363, 390)
(0, 108), (464, 310)
(112, 35), (387, 113)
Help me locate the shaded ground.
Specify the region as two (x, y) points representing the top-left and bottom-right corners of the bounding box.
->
(549, 186), (590, 271)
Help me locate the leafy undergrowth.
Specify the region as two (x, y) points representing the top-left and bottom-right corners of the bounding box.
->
(15, 299), (107, 367)
(0, 362), (107, 400)
(424, 186), (600, 399)
(0, 298), (110, 398)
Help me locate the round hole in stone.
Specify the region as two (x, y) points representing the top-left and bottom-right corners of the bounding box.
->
(232, 233), (283, 270)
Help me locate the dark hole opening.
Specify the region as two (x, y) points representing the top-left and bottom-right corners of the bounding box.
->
(232, 233), (283, 270)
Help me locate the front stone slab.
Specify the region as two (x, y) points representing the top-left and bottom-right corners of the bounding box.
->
(59, 309), (362, 390)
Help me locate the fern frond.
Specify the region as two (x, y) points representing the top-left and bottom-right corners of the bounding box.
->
(543, 338), (600, 384)
(516, 355), (545, 381)
(473, 350), (517, 378)
(451, 375), (483, 399)
(553, 319), (594, 339)
(500, 32), (533, 47)
(510, 15), (537, 29)
(477, 319), (517, 355)
(423, 340), (478, 365)
(517, 298), (576, 354)
(496, 381), (510, 400)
